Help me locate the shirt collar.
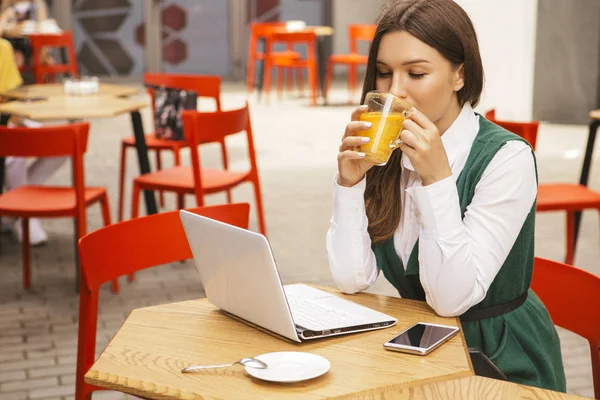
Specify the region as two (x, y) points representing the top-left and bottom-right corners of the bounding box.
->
(402, 103), (479, 172)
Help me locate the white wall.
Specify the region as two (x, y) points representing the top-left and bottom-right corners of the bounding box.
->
(332, 0), (386, 55)
(455, 0), (539, 121)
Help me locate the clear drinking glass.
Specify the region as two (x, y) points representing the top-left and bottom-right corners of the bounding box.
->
(357, 91), (412, 166)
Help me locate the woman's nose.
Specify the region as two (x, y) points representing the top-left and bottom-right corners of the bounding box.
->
(389, 77), (409, 100)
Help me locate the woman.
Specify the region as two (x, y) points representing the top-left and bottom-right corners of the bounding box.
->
(0, 0), (50, 67)
(326, 0), (566, 392)
(0, 36), (22, 93)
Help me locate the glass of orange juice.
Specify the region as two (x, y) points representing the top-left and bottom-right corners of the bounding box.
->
(358, 91), (411, 166)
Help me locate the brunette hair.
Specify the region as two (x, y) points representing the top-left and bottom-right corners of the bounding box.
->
(363, 0), (484, 243)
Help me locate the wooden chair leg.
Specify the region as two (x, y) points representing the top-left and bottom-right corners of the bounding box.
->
(348, 64), (357, 104)
(264, 54), (272, 105)
(325, 60), (333, 102)
(127, 183), (140, 284)
(156, 150), (165, 208)
(247, 56), (255, 93)
(565, 211), (575, 265)
(22, 218), (31, 289)
(296, 67), (304, 97)
(218, 140), (232, 203)
(131, 181), (140, 220)
(308, 63), (317, 107)
(177, 194), (185, 210)
(100, 195), (120, 294)
(117, 142), (127, 222)
(287, 67), (294, 93)
(277, 66), (284, 101)
(252, 178), (267, 236)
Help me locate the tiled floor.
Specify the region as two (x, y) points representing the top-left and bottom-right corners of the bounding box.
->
(0, 82), (598, 399)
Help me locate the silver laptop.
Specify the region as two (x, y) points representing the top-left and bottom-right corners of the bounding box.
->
(179, 210), (396, 342)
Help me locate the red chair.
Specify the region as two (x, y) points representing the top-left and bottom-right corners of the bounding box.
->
(265, 31), (318, 106)
(117, 73), (225, 221)
(29, 32), (78, 83)
(530, 257), (600, 399)
(246, 22), (301, 94)
(75, 203), (250, 400)
(0, 123), (117, 291)
(131, 104), (267, 235)
(485, 109), (600, 265)
(325, 24), (376, 103)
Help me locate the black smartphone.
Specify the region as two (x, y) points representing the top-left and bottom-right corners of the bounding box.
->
(468, 348), (507, 380)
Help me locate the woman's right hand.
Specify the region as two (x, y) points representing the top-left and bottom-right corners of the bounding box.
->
(337, 105), (376, 187)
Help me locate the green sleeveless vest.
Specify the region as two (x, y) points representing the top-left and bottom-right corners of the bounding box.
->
(372, 115), (566, 392)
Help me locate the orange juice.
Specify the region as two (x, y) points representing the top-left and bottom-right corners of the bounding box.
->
(358, 111), (405, 165)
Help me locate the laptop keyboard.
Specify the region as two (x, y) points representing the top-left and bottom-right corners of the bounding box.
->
(286, 295), (356, 327)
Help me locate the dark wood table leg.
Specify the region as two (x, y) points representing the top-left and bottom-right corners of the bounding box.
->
(316, 35), (330, 104)
(573, 119), (600, 252)
(0, 113), (9, 255)
(130, 110), (158, 215)
(256, 38), (266, 101)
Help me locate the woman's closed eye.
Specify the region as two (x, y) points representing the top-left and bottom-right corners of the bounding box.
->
(409, 72), (426, 79)
(376, 69), (392, 78)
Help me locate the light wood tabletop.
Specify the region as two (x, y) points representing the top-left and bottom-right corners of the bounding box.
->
(590, 109), (600, 120)
(2, 19), (61, 38)
(0, 83), (139, 100)
(0, 95), (147, 120)
(345, 376), (591, 400)
(85, 286), (473, 400)
(272, 25), (334, 36)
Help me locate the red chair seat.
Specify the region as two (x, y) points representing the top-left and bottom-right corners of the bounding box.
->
(134, 166), (249, 193)
(325, 24), (376, 103)
(537, 184), (600, 211)
(0, 186), (107, 217)
(328, 53), (368, 64)
(121, 134), (189, 150)
(75, 204), (251, 400)
(258, 50), (301, 61)
(117, 73), (223, 222)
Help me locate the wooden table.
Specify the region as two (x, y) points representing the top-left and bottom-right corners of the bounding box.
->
(2, 20), (61, 38)
(0, 95), (145, 120)
(0, 84), (157, 216)
(0, 83), (139, 100)
(85, 287), (474, 399)
(349, 376), (590, 400)
(573, 109), (600, 253)
(0, 87), (155, 290)
(256, 25), (334, 104)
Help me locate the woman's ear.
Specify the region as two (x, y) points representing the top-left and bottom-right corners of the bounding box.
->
(453, 64), (465, 92)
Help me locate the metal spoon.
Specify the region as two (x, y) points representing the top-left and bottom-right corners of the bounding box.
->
(181, 357), (268, 373)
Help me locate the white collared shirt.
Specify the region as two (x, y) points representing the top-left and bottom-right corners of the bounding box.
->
(326, 104), (537, 317)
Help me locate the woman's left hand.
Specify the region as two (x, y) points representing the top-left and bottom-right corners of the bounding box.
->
(399, 108), (452, 186)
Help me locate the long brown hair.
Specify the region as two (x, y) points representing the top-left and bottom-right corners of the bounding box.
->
(363, 0), (484, 244)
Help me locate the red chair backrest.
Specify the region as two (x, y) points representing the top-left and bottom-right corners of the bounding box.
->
(0, 122), (90, 241)
(0, 123), (89, 158)
(267, 31), (316, 63)
(75, 203), (250, 400)
(269, 30), (317, 45)
(348, 24), (376, 53)
(29, 31), (78, 83)
(531, 257), (600, 399)
(485, 109), (539, 150)
(250, 21), (287, 39)
(181, 105), (259, 205)
(144, 73), (222, 113)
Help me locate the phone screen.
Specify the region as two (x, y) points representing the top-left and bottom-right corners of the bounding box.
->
(388, 323), (457, 349)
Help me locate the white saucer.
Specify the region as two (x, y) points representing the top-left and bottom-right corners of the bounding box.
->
(245, 352), (330, 383)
